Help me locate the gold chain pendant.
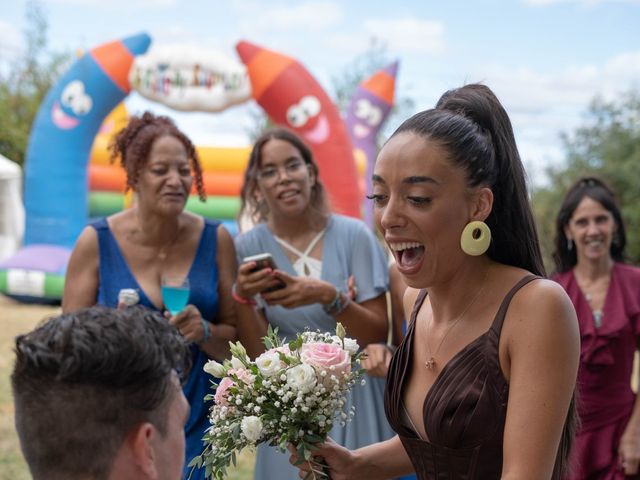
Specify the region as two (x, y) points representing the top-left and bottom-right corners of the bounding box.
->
(425, 357), (436, 370)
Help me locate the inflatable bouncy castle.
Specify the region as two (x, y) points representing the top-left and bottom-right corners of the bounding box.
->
(0, 34), (392, 303)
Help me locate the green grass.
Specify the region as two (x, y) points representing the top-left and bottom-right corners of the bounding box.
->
(0, 296), (255, 480)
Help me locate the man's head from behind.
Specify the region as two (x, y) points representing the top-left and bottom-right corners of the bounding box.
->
(11, 306), (191, 480)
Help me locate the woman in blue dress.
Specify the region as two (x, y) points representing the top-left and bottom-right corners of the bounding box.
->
(233, 127), (394, 480)
(62, 111), (238, 480)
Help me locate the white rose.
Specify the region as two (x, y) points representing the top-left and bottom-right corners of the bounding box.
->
(255, 351), (283, 377)
(331, 336), (359, 356)
(286, 364), (317, 393)
(230, 356), (244, 370)
(241, 415), (263, 443)
(203, 360), (226, 377)
(342, 338), (360, 356)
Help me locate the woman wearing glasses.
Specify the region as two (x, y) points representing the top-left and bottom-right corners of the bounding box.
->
(233, 127), (393, 480)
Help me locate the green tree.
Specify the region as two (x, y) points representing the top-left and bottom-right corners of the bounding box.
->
(532, 89), (640, 270)
(0, 0), (69, 165)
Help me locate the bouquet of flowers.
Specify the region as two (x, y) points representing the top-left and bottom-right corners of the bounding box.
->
(190, 323), (365, 479)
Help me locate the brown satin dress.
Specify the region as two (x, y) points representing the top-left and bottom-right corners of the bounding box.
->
(384, 275), (538, 480)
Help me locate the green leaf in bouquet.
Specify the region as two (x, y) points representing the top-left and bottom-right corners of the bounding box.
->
(278, 437), (289, 453)
(263, 324), (282, 350)
(288, 335), (304, 352)
(295, 442), (311, 463)
(278, 351), (293, 365)
(186, 455), (204, 480)
(304, 433), (324, 444)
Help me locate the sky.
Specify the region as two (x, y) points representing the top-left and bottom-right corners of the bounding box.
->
(1, 0), (640, 186)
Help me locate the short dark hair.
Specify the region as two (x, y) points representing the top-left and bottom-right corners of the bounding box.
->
(392, 83), (545, 276)
(553, 176), (626, 272)
(238, 127), (329, 224)
(109, 111), (206, 201)
(11, 306), (190, 480)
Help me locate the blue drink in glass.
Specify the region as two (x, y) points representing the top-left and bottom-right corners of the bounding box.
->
(161, 276), (190, 315)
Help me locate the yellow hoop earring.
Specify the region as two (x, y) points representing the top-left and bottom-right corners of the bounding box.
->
(460, 221), (491, 256)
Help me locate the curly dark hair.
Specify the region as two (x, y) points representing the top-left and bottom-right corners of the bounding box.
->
(109, 111), (206, 201)
(238, 127), (329, 224)
(11, 306), (190, 480)
(552, 176), (626, 273)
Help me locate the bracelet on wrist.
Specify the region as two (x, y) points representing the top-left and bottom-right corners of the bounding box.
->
(197, 319), (211, 345)
(231, 282), (257, 306)
(322, 287), (351, 316)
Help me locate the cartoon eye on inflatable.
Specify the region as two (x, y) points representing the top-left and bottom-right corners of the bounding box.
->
(355, 98), (382, 127)
(61, 80), (93, 116)
(300, 95), (321, 117)
(286, 104), (307, 127)
(286, 95), (321, 128)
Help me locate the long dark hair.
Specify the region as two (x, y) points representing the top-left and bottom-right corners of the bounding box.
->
(553, 176), (626, 272)
(238, 127), (329, 224)
(392, 83), (577, 478)
(392, 83), (545, 276)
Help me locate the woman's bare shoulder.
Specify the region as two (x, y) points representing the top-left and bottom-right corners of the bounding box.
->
(72, 224), (99, 256)
(505, 275), (579, 344)
(402, 287), (422, 322)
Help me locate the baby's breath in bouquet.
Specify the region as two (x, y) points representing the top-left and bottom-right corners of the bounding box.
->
(190, 323), (364, 479)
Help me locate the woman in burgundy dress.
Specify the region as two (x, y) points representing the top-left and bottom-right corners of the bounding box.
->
(289, 83), (581, 480)
(552, 177), (640, 479)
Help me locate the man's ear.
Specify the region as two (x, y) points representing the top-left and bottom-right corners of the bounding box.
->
(130, 423), (158, 479)
(470, 187), (494, 221)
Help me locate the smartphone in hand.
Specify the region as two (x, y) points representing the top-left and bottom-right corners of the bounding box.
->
(242, 253), (286, 292)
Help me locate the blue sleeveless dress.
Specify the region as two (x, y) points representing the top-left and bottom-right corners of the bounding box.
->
(92, 217), (220, 480)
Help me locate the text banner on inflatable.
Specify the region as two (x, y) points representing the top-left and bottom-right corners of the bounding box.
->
(129, 45), (252, 112)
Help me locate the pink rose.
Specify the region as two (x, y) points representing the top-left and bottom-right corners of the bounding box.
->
(272, 345), (291, 356)
(229, 368), (255, 385)
(214, 376), (235, 406)
(300, 342), (351, 386)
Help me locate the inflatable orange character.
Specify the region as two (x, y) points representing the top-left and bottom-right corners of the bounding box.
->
(236, 40), (360, 218)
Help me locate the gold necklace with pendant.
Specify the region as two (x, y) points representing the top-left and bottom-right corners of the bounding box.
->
(424, 267), (489, 370)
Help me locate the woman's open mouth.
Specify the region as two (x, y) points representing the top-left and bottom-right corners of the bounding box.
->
(389, 241), (425, 269)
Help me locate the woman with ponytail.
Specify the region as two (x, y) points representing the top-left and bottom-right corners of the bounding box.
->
(289, 84), (580, 480)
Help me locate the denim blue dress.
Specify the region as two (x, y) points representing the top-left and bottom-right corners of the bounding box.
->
(92, 217), (220, 480)
(235, 214), (395, 480)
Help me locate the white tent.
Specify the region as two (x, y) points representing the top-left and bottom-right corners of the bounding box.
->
(0, 154), (24, 262)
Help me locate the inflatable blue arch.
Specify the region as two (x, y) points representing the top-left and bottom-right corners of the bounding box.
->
(0, 33), (151, 303)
